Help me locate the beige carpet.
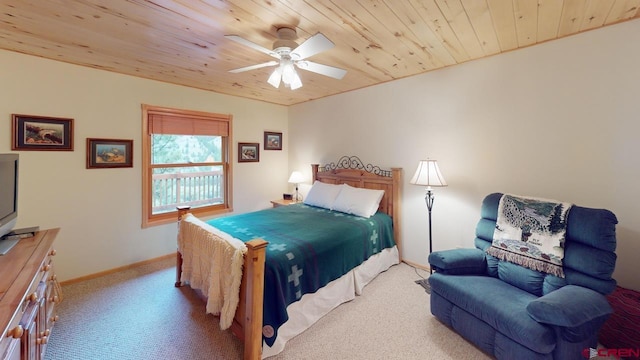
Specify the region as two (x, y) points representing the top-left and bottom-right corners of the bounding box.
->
(44, 257), (492, 360)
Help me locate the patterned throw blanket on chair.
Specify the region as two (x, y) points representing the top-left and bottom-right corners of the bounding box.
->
(486, 194), (572, 278)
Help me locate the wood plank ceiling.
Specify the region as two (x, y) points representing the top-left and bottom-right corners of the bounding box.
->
(1, 1), (639, 106)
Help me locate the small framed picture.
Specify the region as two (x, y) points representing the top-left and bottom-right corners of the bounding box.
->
(238, 142), (259, 162)
(86, 138), (133, 169)
(264, 131), (282, 150)
(12, 114), (74, 151)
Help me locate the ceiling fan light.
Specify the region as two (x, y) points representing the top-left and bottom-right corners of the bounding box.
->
(290, 70), (303, 90)
(267, 67), (282, 88)
(282, 63), (296, 84)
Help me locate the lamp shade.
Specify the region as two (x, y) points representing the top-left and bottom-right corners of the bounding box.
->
(410, 160), (447, 188)
(267, 67), (282, 88)
(288, 171), (305, 184)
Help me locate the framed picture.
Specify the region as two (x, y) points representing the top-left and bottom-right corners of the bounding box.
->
(11, 114), (74, 151)
(86, 138), (133, 169)
(264, 131), (282, 150)
(238, 142), (259, 162)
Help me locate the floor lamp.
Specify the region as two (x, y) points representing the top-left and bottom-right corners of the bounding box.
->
(410, 159), (447, 294)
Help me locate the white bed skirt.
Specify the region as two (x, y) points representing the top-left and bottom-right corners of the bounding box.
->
(261, 246), (400, 358)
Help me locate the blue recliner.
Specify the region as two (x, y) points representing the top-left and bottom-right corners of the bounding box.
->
(428, 193), (617, 360)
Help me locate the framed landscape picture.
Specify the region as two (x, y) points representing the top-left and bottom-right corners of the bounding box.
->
(12, 114), (74, 151)
(264, 131), (282, 150)
(238, 142), (259, 162)
(86, 138), (133, 169)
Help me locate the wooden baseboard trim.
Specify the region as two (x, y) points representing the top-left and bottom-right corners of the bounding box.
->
(60, 253), (175, 286)
(402, 259), (431, 271)
(61, 255), (429, 286)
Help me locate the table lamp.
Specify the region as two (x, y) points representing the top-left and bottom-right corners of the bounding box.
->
(288, 171), (305, 202)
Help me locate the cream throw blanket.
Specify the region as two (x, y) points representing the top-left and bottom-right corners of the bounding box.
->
(178, 213), (247, 329)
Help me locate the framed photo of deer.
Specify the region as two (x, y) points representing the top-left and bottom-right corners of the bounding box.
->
(86, 138), (133, 169)
(12, 114), (74, 151)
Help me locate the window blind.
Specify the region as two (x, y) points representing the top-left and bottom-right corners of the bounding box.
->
(148, 113), (229, 136)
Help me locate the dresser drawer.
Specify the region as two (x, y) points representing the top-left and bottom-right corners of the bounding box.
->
(0, 228), (60, 360)
(0, 336), (20, 360)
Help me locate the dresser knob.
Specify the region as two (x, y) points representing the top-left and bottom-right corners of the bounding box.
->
(7, 325), (23, 339)
(49, 249), (57, 256)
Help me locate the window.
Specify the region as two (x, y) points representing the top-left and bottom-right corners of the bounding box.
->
(142, 105), (232, 227)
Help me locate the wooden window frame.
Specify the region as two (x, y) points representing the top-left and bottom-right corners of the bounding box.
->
(141, 105), (233, 228)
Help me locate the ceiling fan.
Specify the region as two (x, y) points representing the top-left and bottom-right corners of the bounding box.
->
(225, 27), (347, 90)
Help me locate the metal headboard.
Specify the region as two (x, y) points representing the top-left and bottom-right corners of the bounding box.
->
(318, 155), (392, 177)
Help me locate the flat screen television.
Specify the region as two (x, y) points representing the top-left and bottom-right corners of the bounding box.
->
(0, 153), (19, 239)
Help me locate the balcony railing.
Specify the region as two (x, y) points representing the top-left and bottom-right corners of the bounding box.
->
(152, 170), (223, 214)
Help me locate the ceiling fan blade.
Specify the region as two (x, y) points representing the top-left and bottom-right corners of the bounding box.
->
(290, 33), (335, 60)
(225, 35), (279, 59)
(296, 61), (347, 80)
(229, 61), (279, 73)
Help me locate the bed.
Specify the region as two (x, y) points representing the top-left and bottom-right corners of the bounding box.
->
(175, 157), (402, 359)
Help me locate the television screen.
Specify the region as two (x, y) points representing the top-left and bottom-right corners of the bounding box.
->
(0, 153), (18, 239)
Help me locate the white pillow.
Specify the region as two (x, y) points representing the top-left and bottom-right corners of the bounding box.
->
(331, 184), (385, 218)
(303, 181), (344, 210)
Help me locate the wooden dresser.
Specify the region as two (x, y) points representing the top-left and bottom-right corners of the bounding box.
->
(0, 229), (60, 360)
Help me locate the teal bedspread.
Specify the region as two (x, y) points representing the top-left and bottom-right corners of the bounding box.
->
(206, 203), (395, 346)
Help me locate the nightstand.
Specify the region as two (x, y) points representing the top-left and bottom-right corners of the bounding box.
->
(270, 199), (296, 208)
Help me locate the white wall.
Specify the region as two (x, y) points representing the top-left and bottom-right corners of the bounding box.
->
(289, 19), (640, 291)
(0, 50), (288, 281)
